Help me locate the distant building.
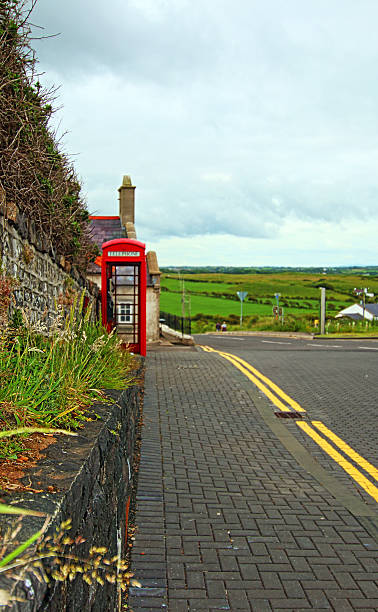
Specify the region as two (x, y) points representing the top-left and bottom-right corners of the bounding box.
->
(87, 175), (161, 343)
(335, 303), (378, 322)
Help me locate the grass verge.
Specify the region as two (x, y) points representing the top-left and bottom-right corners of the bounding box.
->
(0, 293), (136, 460)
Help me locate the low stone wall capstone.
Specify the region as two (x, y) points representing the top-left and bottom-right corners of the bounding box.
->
(0, 377), (143, 611)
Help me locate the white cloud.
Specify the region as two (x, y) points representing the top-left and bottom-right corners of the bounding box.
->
(147, 217), (378, 267)
(201, 173), (232, 183)
(30, 0), (378, 265)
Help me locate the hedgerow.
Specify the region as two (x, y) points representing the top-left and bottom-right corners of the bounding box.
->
(0, 0), (97, 271)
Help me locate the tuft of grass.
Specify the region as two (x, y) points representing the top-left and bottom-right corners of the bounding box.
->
(0, 293), (136, 458)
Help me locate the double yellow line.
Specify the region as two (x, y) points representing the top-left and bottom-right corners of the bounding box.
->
(297, 421), (378, 502)
(200, 345), (378, 503)
(201, 345), (304, 413)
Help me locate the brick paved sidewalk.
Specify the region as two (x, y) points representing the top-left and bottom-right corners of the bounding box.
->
(129, 348), (378, 611)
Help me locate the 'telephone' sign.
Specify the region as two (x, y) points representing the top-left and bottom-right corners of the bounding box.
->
(107, 251), (140, 257)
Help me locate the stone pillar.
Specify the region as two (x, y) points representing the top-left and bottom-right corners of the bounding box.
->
(146, 251), (161, 342)
(118, 175), (135, 226)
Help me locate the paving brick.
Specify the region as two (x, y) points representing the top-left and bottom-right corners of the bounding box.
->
(130, 348), (378, 611)
(205, 579), (226, 599)
(331, 571), (358, 589)
(128, 597), (167, 608)
(219, 555), (239, 572)
(306, 589), (332, 608)
(238, 564), (259, 580)
(283, 579), (306, 599)
(187, 598), (230, 610)
(358, 581), (378, 598)
(170, 588), (207, 599)
(228, 588), (250, 609)
(167, 600), (189, 612)
(326, 600), (354, 612)
(186, 571), (206, 590)
(348, 600), (378, 609)
(265, 598), (311, 608)
(249, 600), (272, 611)
(260, 571), (282, 590)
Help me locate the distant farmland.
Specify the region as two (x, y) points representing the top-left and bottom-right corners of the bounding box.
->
(160, 271), (378, 320)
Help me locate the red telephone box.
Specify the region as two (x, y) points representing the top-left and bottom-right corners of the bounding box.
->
(101, 239), (146, 356)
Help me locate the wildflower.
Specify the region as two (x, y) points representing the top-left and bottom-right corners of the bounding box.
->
(91, 336), (105, 352)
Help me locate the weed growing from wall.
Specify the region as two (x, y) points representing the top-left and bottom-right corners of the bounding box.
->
(0, 292), (137, 460)
(0, 517), (140, 607)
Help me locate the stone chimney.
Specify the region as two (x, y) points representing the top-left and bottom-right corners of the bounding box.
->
(118, 175), (135, 227)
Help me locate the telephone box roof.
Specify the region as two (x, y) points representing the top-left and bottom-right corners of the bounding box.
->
(102, 238), (145, 250)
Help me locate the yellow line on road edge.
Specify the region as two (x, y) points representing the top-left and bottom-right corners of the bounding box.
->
(296, 421), (378, 503)
(311, 421), (378, 482)
(200, 345), (291, 412)
(200, 345), (305, 412)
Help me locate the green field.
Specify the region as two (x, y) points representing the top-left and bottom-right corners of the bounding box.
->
(161, 291), (282, 317)
(160, 270), (378, 334)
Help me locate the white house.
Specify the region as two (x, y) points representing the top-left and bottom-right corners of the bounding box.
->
(335, 303), (378, 321)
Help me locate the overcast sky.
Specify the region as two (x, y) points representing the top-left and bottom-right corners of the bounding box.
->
(31, 0), (378, 266)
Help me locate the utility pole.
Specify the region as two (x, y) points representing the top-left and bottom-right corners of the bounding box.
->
(181, 275), (185, 337)
(181, 277), (185, 319)
(320, 287), (326, 334)
(354, 287), (374, 321)
(179, 272), (191, 336)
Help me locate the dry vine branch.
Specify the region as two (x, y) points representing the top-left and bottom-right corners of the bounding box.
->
(0, 0), (98, 272)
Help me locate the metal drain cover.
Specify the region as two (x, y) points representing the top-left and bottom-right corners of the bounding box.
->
(274, 411), (304, 419)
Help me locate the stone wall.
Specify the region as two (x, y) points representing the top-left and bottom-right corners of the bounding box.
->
(0, 378), (143, 611)
(146, 251), (161, 342)
(0, 207), (99, 326)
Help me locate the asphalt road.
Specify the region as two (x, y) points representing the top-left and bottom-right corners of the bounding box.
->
(194, 334), (378, 509)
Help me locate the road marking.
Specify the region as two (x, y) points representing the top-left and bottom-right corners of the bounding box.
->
(215, 351), (292, 412)
(201, 345), (378, 503)
(311, 421), (378, 482)
(296, 421), (378, 503)
(201, 345), (378, 504)
(261, 340), (292, 345)
(200, 345), (305, 412)
(207, 336), (244, 340)
(358, 346), (378, 351)
(307, 343), (341, 348)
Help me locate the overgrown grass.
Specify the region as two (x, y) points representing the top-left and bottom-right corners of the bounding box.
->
(191, 314), (313, 334)
(191, 313), (378, 336)
(0, 294), (136, 459)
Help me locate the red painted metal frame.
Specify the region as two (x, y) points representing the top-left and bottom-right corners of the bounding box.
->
(101, 238), (147, 356)
(89, 215), (120, 220)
